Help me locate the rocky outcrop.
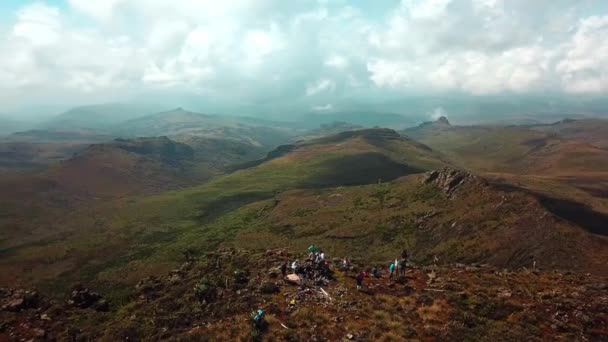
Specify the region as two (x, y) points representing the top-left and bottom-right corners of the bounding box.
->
(0, 288), (40, 312)
(67, 286), (108, 312)
(422, 167), (484, 195)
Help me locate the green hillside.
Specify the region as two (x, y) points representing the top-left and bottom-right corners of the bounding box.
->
(0, 128), (447, 294)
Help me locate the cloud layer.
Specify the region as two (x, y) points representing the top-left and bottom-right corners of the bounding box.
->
(1, 0), (607, 111)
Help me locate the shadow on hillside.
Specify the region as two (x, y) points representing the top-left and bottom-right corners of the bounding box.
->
(198, 153), (424, 224)
(493, 183), (608, 236)
(195, 191), (274, 223)
(305, 152), (423, 187)
(225, 144), (297, 173)
(536, 196), (608, 236)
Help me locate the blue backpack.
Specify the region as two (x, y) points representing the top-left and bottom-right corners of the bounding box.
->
(253, 309), (264, 322)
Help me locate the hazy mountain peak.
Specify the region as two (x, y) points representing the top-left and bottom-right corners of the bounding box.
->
(436, 116), (451, 125)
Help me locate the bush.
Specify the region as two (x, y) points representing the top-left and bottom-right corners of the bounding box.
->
(194, 278), (217, 304)
(260, 282), (280, 294)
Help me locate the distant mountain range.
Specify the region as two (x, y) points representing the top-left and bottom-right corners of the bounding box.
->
(43, 103), (171, 130)
(0, 117), (28, 135)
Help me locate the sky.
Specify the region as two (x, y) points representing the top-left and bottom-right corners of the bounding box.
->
(0, 0), (607, 117)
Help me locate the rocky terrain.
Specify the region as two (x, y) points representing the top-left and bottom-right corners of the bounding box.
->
(1, 248), (606, 341)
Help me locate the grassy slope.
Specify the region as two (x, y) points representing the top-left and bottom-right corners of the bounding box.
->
(402, 123), (608, 220)
(404, 125), (543, 171)
(530, 118), (608, 148)
(222, 175), (608, 274)
(404, 124), (608, 173)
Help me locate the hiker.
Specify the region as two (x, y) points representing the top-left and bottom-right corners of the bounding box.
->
(342, 257), (350, 274)
(319, 250), (325, 262)
(372, 266), (381, 279)
(309, 245), (321, 263)
(302, 263), (312, 279)
(291, 260), (299, 274)
(400, 250), (408, 275)
(280, 261), (288, 277)
(251, 309), (266, 330)
(389, 262), (396, 280)
(530, 255), (537, 270)
(356, 271), (364, 290)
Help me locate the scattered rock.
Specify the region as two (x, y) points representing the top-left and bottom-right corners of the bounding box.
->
(0, 289), (40, 312)
(33, 328), (46, 338)
(4, 298), (25, 312)
(498, 290), (512, 299)
(136, 276), (164, 301)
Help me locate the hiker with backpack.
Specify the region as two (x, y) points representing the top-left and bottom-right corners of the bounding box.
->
(356, 271), (364, 290)
(251, 309), (266, 331)
(389, 262), (396, 280)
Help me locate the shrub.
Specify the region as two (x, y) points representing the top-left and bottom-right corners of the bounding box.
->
(260, 282), (280, 295)
(193, 278), (217, 304)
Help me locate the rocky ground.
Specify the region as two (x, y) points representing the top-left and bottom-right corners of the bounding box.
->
(1, 248), (607, 341)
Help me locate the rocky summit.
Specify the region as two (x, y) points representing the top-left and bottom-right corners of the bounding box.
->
(0, 248), (606, 341)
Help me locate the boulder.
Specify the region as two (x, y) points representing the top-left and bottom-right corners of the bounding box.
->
(285, 274), (301, 285)
(68, 286), (108, 311)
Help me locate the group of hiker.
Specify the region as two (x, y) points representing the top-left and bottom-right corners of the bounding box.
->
(355, 249), (409, 290)
(251, 247), (411, 334)
(279, 245), (331, 285)
(279, 246), (410, 292)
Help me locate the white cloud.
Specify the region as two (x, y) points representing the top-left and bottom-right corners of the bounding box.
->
(556, 15), (608, 94)
(367, 60), (412, 88)
(306, 78), (336, 96)
(429, 107), (447, 120)
(67, 0), (121, 21)
(0, 0), (608, 110)
(324, 55), (349, 69)
(312, 103), (334, 111)
(13, 3), (62, 46)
